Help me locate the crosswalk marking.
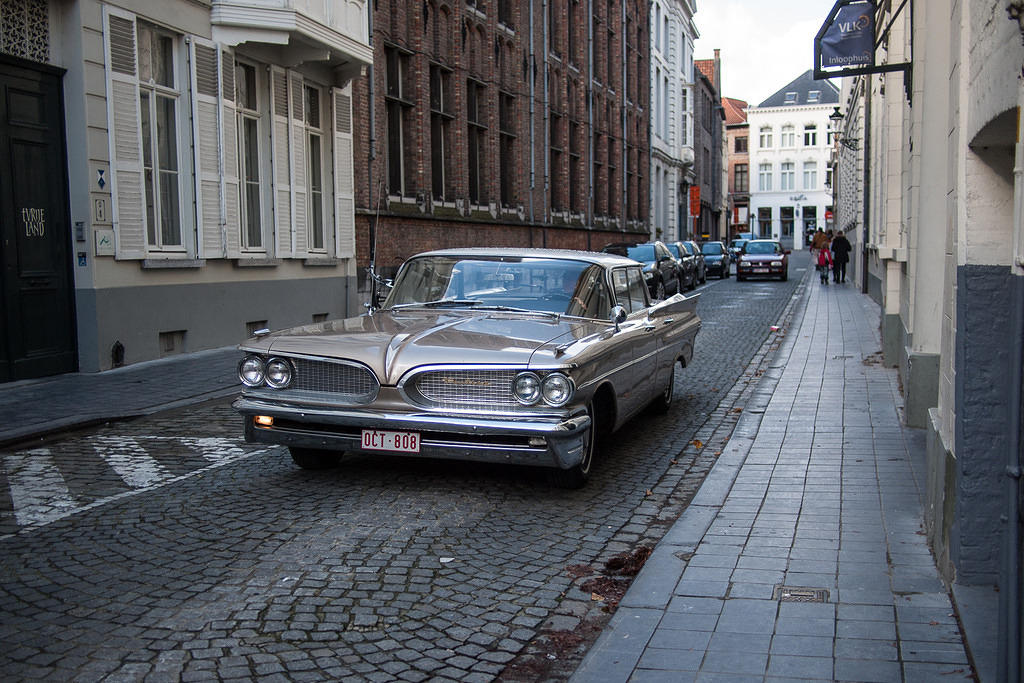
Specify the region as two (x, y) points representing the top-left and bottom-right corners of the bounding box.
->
(1, 436), (269, 538)
(92, 436), (173, 488)
(4, 449), (79, 527)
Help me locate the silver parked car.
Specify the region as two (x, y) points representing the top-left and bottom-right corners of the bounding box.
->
(233, 248), (702, 487)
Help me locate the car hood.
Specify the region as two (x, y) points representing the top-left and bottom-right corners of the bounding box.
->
(240, 309), (604, 385)
(741, 253), (781, 262)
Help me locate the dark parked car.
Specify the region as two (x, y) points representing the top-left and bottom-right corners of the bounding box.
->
(601, 240), (682, 299)
(233, 248), (702, 488)
(700, 241), (731, 278)
(666, 241), (698, 290)
(679, 241), (706, 285)
(728, 238), (750, 261)
(735, 239), (790, 281)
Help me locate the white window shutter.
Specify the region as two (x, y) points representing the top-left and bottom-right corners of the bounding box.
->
(332, 85), (356, 259)
(270, 66), (293, 258)
(103, 7), (146, 259)
(221, 49), (241, 257)
(288, 70), (308, 257)
(190, 38), (225, 259)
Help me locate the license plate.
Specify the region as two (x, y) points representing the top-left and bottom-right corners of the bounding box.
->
(361, 429), (420, 453)
(753, 268), (769, 273)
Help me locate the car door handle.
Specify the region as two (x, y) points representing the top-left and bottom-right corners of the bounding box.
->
(662, 318), (674, 325)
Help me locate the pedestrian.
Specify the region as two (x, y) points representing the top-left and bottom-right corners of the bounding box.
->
(817, 243), (833, 284)
(810, 228), (828, 254)
(831, 230), (852, 283)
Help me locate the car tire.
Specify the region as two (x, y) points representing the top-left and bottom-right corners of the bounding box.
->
(289, 447), (342, 470)
(549, 404), (597, 489)
(654, 280), (666, 300)
(700, 270), (707, 284)
(650, 361), (676, 414)
(781, 271), (788, 282)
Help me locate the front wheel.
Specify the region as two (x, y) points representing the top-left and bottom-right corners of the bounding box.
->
(289, 447), (342, 470)
(549, 405), (596, 489)
(650, 361), (676, 414)
(781, 271), (788, 281)
(654, 280), (666, 300)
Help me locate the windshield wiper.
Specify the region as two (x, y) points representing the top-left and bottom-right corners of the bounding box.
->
(391, 299), (483, 309)
(467, 304), (560, 318)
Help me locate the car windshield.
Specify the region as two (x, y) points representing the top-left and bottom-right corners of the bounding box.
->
(682, 243), (696, 255)
(744, 242), (778, 255)
(667, 244), (682, 259)
(730, 239), (747, 249)
(701, 243), (723, 255)
(624, 245), (656, 262)
(384, 256), (613, 318)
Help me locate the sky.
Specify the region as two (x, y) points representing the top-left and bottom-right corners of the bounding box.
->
(693, 1), (837, 107)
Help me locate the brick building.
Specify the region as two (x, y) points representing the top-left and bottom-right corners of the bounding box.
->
(693, 51), (724, 241)
(352, 0), (651, 280)
(722, 96), (749, 238)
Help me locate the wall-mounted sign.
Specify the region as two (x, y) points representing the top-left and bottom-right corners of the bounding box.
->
(689, 186), (701, 217)
(820, 1), (874, 68)
(95, 228), (115, 256)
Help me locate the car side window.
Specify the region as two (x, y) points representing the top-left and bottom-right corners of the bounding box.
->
(611, 268), (632, 312)
(568, 265), (612, 319)
(626, 267), (648, 311)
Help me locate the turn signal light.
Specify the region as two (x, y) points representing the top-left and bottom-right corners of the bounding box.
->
(255, 415), (274, 427)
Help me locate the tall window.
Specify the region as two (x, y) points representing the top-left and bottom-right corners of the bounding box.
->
(781, 124), (796, 147)
(680, 88), (690, 146)
(803, 124), (817, 146)
(138, 21), (182, 249)
(549, 112), (564, 210)
(467, 78), (487, 204)
(385, 47), (413, 197)
(759, 126), (772, 148)
(430, 65), (453, 202)
(758, 163), (772, 191)
(235, 61), (262, 249)
(803, 161), (817, 190)
(305, 84), (325, 251)
(499, 92), (516, 207)
(570, 120), (581, 212)
(734, 163), (748, 193)
(780, 161), (795, 190)
(734, 136), (747, 153)
(498, 0), (512, 27)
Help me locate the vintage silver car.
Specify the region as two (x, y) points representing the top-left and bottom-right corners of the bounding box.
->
(233, 248), (701, 487)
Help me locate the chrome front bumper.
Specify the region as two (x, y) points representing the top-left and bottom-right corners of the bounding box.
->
(232, 396), (591, 470)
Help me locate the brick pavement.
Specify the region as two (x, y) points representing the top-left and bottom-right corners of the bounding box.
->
(570, 274), (983, 682)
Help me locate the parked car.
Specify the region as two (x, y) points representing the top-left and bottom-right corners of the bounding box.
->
(728, 238), (750, 261)
(234, 248), (702, 488)
(601, 240), (682, 299)
(700, 241), (731, 278)
(665, 241), (698, 290)
(735, 239), (790, 281)
(680, 240), (706, 285)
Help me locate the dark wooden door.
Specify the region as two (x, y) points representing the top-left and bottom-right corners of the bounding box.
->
(0, 57), (76, 382)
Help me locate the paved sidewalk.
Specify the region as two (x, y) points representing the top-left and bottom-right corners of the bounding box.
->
(0, 347), (239, 448)
(572, 277), (980, 682)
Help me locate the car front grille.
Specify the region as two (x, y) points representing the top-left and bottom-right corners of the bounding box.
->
(407, 369), (521, 412)
(290, 357), (379, 402)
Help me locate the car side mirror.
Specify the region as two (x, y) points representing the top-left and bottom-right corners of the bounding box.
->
(609, 305), (627, 332)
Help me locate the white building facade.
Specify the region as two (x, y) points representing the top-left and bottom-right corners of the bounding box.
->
(0, 0), (371, 378)
(649, 0), (697, 241)
(746, 71), (838, 250)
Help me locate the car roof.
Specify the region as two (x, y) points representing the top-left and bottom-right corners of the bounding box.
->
(411, 247), (638, 268)
(746, 239), (781, 244)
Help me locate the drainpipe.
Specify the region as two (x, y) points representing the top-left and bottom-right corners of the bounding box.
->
(860, 75), (871, 295)
(543, 0), (550, 225)
(367, 3), (377, 266)
(587, 0), (594, 231)
(999, 96), (1023, 683)
(529, 0), (535, 222)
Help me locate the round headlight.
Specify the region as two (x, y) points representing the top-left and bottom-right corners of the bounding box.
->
(265, 357), (293, 388)
(512, 372), (542, 405)
(238, 356), (266, 387)
(541, 373), (574, 407)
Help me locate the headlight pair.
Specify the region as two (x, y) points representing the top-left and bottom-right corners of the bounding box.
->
(238, 355), (294, 389)
(512, 372), (574, 407)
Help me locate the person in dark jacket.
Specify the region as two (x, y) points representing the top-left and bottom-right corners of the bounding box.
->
(831, 231), (853, 283)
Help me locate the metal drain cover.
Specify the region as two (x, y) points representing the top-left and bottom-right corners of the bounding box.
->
(773, 585), (829, 602)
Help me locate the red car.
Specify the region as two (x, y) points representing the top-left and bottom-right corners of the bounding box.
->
(735, 239), (790, 281)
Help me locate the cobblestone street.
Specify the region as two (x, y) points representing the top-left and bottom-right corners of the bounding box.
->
(0, 254), (811, 681)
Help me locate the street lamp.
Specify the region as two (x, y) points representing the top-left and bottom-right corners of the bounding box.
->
(829, 107), (860, 151)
